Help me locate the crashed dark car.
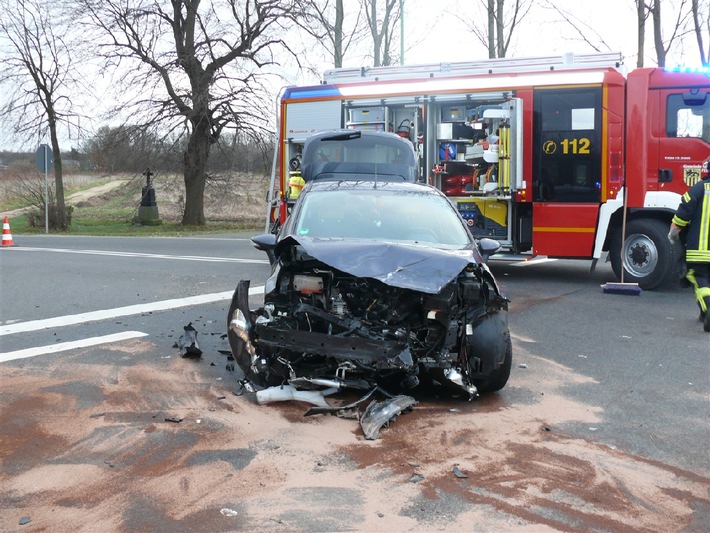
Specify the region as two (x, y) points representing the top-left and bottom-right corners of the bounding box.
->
(228, 130), (511, 399)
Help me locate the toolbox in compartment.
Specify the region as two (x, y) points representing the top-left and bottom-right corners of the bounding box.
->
(349, 107), (386, 122)
(441, 105), (466, 122)
(436, 122), (476, 140)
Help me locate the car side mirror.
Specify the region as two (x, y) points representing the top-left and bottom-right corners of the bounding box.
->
(252, 233), (277, 264)
(478, 238), (501, 263)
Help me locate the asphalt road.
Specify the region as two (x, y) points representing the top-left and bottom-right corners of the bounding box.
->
(0, 234), (708, 532)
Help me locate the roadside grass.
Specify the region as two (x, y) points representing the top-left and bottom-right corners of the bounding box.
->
(8, 215), (259, 236)
(3, 172), (267, 236)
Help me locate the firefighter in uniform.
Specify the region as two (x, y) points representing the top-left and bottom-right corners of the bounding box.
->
(668, 156), (710, 332)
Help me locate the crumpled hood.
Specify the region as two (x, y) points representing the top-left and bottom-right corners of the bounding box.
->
(278, 236), (481, 294)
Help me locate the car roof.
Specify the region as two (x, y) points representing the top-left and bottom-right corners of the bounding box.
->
(300, 129), (418, 183)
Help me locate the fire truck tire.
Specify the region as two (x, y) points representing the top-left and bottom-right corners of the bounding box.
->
(609, 218), (676, 290)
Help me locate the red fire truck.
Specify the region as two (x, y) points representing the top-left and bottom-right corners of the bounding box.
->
(268, 52), (710, 289)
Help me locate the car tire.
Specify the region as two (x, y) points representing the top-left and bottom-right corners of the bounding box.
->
(227, 281), (274, 388)
(473, 333), (512, 393)
(609, 218), (679, 290)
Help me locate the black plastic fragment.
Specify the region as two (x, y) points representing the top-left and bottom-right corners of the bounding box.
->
(179, 322), (202, 358)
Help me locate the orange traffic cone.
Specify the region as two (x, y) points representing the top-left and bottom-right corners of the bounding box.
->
(2, 216), (16, 247)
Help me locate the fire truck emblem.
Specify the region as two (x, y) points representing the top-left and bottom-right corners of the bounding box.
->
(543, 140), (557, 154)
(683, 166), (701, 186)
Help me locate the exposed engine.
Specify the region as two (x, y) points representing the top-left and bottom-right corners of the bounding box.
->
(228, 244), (510, 397)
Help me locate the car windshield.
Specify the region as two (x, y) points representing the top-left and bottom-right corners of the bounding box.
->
(295, 184), (471, 247)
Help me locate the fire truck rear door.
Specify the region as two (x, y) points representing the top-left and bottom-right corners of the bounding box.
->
(532, 87), (603, 257)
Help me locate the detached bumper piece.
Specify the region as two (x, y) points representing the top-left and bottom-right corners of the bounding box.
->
(360, 395), (417, 440)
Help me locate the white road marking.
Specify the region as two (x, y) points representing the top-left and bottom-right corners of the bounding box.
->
(0, 285), (265, 336)
(3, 246), (269, 264)
(0, 331), (149, 363)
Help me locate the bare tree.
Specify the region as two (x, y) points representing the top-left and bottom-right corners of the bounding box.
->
(637, 0), (648, 67)
(79, 0), (302, 226)
(690, 0), (709, 65)
(650, 0), (692, 67)
(459, 0), (532, 59)
(300, 0), (366, 68)
(0, 0), (85, 230)
(362, 0), (400, 66)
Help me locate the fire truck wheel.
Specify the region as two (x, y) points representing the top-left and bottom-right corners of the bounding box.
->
(609, 218), (676, 290)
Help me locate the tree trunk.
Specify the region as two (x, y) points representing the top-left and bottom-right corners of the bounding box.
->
(636, 0), (645, 67)
(651, 0), (665, 67)
(182, 120), (211, 226)
(48, 115), (67, 230)
(691, 0), (707, 66)
(335, 0), (344, 68)
(370, 0), (381, 66)
(496, 0), (504, 57)
(487, 0), (495, 58)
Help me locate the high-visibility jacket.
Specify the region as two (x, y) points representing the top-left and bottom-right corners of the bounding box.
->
(288, 173), (305, 200)
(672, 176), (710, 263)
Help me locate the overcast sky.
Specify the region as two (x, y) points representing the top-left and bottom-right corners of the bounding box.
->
(293, 0), (703, 86)
(2, 0), (704, 152)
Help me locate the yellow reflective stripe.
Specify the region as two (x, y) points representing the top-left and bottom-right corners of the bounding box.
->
(683, 191), (691, 202)
(685, 269), (698, 289)
(700, 184), (710, 252)
(695, 287), (710, 313)
(672, 215), (689, 227)
(685, 251), (710, 261)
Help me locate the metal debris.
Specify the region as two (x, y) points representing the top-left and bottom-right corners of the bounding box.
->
(256, 385), (337, 408)
(19, 516), (31, 526)
(164, 416), (183, 423)
(360, 395), (417, 440)
(220, 508), (239, 517)
(409, 473), (424, 483)
(304, 386), (381, 417)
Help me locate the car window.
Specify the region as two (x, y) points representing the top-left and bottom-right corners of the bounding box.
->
(296, 187), (470, 246)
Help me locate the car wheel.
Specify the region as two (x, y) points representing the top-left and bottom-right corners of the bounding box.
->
(609, 219), (678, 290)
(227, 281), (273, 388)
(473, 333), (512, 393)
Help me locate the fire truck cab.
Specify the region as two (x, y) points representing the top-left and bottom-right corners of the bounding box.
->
(270, 53), (710, 289)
